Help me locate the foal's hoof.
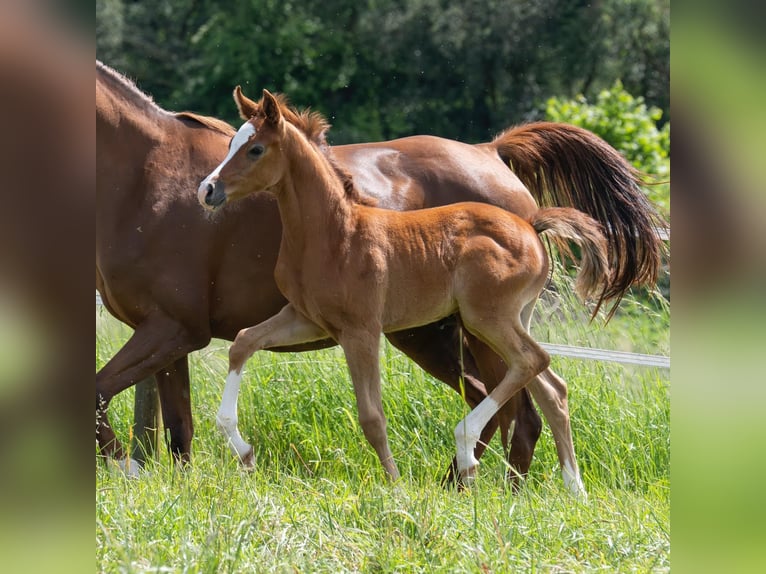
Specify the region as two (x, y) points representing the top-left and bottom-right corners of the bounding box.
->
(239, 447), (255, 470)
(570, 484), (588, 501)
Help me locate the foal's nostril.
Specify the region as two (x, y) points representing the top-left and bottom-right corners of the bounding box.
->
(204, 182), (215, 204)
(201, 180), (226, 208)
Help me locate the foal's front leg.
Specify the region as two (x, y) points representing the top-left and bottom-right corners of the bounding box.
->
(338, 330), (400, 481)
(218, 304), (328, 467)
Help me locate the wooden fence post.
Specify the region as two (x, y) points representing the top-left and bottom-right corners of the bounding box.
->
(131, 377), (160, 464)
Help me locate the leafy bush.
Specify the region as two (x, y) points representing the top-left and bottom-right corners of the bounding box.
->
(545, 80), (670, 216)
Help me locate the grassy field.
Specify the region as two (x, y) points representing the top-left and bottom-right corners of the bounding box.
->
(96, 288), (669, 572)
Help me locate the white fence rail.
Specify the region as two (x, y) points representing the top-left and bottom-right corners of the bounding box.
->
(97, 293), (669, 369)
(540, 342), (669, 369)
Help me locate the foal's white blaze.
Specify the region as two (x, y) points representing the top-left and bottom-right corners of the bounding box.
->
(199, 121), (256, 191)
(216, 369), (253, 461)
(454, 396), (500, 477)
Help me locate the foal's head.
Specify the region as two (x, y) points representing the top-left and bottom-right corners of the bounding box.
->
(198, 88), (293, 210)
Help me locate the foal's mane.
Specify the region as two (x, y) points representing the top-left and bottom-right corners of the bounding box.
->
(327, 148), (376, 206)
(257, 92), (331, 148)
(264, 93), (376, 207)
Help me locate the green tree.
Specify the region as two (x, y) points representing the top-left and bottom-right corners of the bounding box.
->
(598, 0), (670, 123)
(96, 0), (125, 66)
(96, 0), (669, 143)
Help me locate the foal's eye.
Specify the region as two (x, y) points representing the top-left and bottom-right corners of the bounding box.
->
(248, 144), (265, 158)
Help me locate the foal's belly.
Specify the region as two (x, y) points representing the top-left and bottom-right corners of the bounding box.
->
(380, 286), (457, 334)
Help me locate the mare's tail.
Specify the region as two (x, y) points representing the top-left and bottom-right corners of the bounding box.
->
(490, 122), (665, 316)
(530, 207), (610, 318)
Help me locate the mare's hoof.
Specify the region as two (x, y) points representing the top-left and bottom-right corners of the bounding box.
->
(458, 465), (478, 489)
(440, 460), (460, 489)
(505, 469), (525, 494)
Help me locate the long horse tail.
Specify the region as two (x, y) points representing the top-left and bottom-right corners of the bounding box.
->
(530, 207), (611, 319)
(491, 122), (665, 315)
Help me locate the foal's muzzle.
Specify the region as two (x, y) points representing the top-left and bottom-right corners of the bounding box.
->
(198, 179), (226, 209)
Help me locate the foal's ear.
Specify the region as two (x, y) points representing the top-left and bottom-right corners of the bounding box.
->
(262, 89), (282, 126)
(233, 85), (259, 120)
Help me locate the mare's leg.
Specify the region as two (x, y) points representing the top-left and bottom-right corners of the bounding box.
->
(96, 314), (209, 473)
(155, 356), (194, 464)
(218, 304), (328, 467)
(526, 367), (586, 497)
(507, 391), (542, 479)
(131, 377), (160, 465)
(338, 329), (399, 481)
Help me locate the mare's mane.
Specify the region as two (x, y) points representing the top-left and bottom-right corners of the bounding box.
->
(97, 60), (235, 137)
(96, 60), (161, 114)
(264, 93), (377, 207)
(175, 112), (236, 136)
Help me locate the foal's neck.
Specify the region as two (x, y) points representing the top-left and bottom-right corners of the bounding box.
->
(275, 124), (356, 248)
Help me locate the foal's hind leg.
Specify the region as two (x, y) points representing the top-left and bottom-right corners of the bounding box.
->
(526, 368), (586, 497)
(515, 301), (587, 497)
(338, 329), (399, 481)
(508, 301), (587, 497)
(219, 304), (328, 467)
(386, 322), (540, 486)
(463, 335), (543, 488)
(454, 317), (550, 483)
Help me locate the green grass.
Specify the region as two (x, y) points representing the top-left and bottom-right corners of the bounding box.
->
(96, 291), (669, 573)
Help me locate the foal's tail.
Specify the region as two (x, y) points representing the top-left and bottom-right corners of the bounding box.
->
(530, 207), (611, 318)
(490, 122), (666, 316)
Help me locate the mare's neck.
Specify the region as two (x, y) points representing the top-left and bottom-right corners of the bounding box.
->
(96, 68), (167, 143)
(96, 71), (175, 211)
(274, 125), (356, 254)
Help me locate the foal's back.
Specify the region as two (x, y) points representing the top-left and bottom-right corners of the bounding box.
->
(350, 201), (548, 333)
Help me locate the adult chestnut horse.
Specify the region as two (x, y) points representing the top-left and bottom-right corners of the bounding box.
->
(96, 61), (663, 480)
(97, 61), (539, 479)
(199, 89), (610, 492)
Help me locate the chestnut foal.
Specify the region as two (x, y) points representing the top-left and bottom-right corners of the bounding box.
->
(199, 89), (609, 492)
